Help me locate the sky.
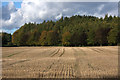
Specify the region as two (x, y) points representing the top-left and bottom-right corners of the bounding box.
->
(0, 0), (119, 34)
(2, 2), (22, 8)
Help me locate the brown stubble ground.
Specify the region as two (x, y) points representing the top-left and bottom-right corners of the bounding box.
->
(2, 46), (118, 78)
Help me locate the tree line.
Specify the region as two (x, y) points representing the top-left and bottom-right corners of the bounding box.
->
(0, 32), (13, 46)
(1, 14), (120, 46)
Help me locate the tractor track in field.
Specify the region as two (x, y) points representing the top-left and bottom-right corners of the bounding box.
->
(50, 48), (60, 57)
(6, 49), (30, 58)
(59, 48), (65, 57)
(9, 59), (30, 66)
(48, 48), (58, 56)
(89, 47), (117, 55)
(3, 59), (30, 69)
(90, 48), (101, 53)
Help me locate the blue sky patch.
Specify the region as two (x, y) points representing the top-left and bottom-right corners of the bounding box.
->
(2, 2), (22, 8)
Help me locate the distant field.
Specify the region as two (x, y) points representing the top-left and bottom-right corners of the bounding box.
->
(2, 46), (118, 78)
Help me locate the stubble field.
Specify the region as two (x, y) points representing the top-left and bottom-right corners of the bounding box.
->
(2, 46), (118, 78)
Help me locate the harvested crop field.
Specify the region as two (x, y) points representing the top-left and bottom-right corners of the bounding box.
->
(2, 46), (118, 78)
